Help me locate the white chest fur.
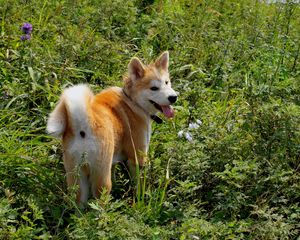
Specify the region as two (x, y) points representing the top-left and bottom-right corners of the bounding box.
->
(145, 123), (152, 153)
(112, 152), (127, 164)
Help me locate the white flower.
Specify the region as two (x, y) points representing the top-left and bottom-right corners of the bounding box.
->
(196, 119), (202, 125)
(226, 123), (233, 131)
(178, 130), (184, 138)
(184, 132), (193, 142)
(189, 123), (200, 129)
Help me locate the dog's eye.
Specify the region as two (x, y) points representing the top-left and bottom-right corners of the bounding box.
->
(150, 87), (159, 91)
(165, 81), (169, 85)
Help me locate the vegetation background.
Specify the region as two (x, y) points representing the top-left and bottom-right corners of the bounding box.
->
(1, 0), (300, 239)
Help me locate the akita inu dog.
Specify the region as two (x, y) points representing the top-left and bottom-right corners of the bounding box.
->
(47, 51), (177, 204)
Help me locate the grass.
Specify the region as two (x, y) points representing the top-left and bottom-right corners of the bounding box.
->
(1, 0), (300, 239)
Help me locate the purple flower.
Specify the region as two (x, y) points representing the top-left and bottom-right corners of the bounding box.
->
(21, 34), (31, 41)
(21, 23), (33, 34)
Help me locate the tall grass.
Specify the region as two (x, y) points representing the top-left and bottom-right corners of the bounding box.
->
(1, 0), (300, 238)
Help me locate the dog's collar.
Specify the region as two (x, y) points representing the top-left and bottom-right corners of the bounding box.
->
(122, 88), (163, 124)
(150, 115), (163, 124)
(122, 88), (131, 100)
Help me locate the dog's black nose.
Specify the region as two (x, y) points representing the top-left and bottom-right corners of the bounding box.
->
(168, 95), (177, 104)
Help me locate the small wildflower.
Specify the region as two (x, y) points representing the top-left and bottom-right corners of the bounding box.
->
(21, 22), (33, 34)
(226, 123), (233, 131)
(184, 132), (193, 142)
(178, 130), (184, 138)
(189, 122), (200, 129)
(196, 119), (202, 125)
(20, 34), (31, 41)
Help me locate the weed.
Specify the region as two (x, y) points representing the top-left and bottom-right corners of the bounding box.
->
(1, 0), (299, 238)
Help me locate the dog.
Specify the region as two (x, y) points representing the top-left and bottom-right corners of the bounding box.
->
(46, 51), (177, 204)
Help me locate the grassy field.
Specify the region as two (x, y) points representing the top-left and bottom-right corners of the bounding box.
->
(1, 0), (300, 239)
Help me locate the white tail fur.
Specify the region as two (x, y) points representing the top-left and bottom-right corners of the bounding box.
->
(46, 84), (94, 137)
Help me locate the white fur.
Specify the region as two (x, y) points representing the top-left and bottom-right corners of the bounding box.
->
(46, 84), (94, 137)
(79, 169), (90, 203)
(47, 84), (100, 203)
(63, 84), (99, 166)
(112, 152), (127, 164)
(57, 84), (99, 164)
(145, 121), (151, 153)
(136, 75), (177, 116)
(46, 100), (66, 137)
(63, 84), (93, 136)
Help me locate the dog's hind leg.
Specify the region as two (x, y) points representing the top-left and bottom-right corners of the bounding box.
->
(63, 152), (90, 205)
(90, 141), (114, 199)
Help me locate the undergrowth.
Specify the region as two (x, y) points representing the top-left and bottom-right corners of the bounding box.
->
(1, 0), (300, 239)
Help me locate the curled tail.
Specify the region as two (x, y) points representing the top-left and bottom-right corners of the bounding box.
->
(46, 84), (94, 137)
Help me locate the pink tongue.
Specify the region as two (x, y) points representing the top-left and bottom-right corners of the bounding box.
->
(161, 105), (174, 118)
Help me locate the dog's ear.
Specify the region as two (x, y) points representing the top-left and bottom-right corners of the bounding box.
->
(128, 57), (145, 81)
(155, 51), (169, 71)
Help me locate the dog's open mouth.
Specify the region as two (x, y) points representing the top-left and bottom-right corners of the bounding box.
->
(149, 100), (174, 118)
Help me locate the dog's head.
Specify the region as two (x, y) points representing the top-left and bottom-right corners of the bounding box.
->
(124, 51), (177, 118)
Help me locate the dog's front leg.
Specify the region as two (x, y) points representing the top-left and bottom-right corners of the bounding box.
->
(126, 149), (147, 187)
